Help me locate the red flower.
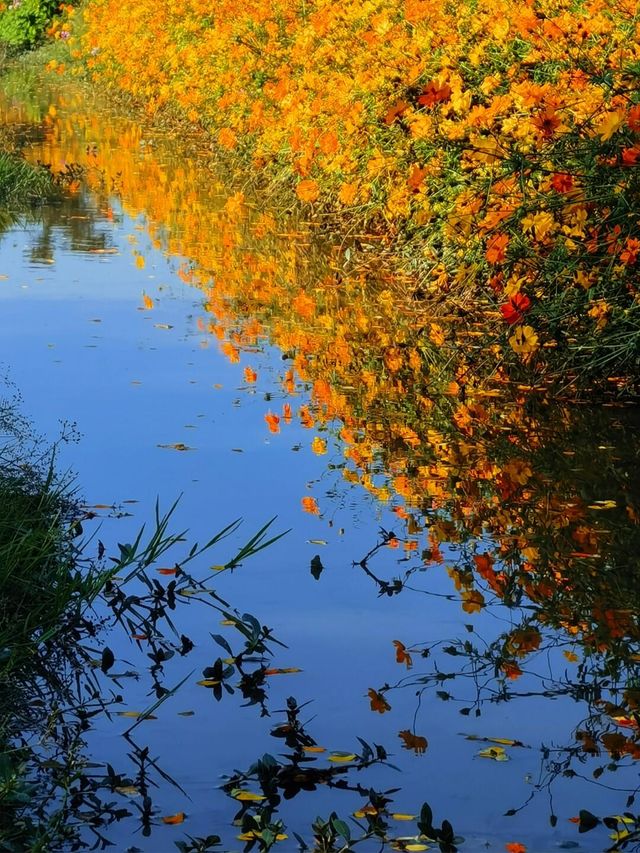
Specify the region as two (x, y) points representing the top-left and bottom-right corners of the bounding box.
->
(551, 173), (573, 193)
(500, 293), (531, 324)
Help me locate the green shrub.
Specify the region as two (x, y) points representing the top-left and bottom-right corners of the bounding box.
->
(0, 0), (59, 52)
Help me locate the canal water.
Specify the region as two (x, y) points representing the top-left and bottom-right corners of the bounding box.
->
(1, 71), (639, 851)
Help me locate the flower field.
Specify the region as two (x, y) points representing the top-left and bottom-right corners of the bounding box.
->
(72, 0), (640, 385)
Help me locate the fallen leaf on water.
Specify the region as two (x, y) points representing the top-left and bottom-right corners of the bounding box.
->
(157, 443), (193, 451)
(177, 710), (195, 717)
(303, 746), (326, 753)
(197, 679), (221, 687)
(464, 735), (525, 747)
(89, 247), (119, 254)
(161, 812), (185, 825)
(328, 752), (357, 763)
(477, 746), (509, 761)
(115, 785), (140, 797)
(156, 567), (178, 576)
(116, 711), (157, 719)
(131, 634), (148, 641)
(391, 813), (417, 821)
(307, 539), (327, 545)
(220, 619), (235, 626)
(353, 804), (378, 818)
(154, 323), (173, 330)
(587, 500), (617, 510)
(264, 667), (302, 675)
(238, 832), (288, 842)
(231, 789), (267, 802)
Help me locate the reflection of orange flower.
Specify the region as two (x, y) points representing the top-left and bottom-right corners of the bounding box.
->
(501, 661), (523, 680)
(264, 411), (280, 433)
(243, 366), (257, 383)
(301, 495), (319, 514)
(393, 640), (413, 669)
(368, 688), (391, 713)
(398, 729), (428, 754)
(505, 844), (526, 853)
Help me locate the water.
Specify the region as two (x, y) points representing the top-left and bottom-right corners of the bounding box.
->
(1, 72), (639, 852)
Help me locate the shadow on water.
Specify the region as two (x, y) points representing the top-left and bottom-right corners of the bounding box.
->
(0, 69), (640, 852)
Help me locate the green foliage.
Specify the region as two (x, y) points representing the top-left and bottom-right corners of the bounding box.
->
(0, 151), (56, 206)
(0, 0), (59, 53)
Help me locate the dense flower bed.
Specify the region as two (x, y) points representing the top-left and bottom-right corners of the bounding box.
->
(76, 0), (640, 382)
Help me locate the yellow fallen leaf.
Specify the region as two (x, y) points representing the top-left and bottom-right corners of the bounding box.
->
(231, 789), (267, 801)
(116, 711), (158, 719)
(115, 785), (140, 797)
(328, 752), (357, 763)
(391, 813), (417, 821)
(477, 746), (509, 761)
(587, 500), (617, 510)
(303, 746), (326, 753)
(197, 679), (220, 687)
(238, 833), (288, 842)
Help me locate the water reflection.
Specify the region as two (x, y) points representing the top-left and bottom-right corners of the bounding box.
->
(1, 71), (639, 851)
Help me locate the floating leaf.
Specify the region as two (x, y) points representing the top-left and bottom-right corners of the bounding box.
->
(303, 746), (326, 753)
(116, 711), (157, 719)
(157, 443), (193, 451)
(391, 813), (417, 821)
(264, 667), (302, 675)
(161, 812), (185, 825)
(477, 746), (509, 761)
(328, 752), (357, 763)
(464, 735), (525, 747)
(197, 679), (221, 687)
(231, 789), (267, 802)
(154, 323), (174, 330)
(157, 567), (178, 575)
(115, 785), (140, 797)
(307, 539), (327, 545)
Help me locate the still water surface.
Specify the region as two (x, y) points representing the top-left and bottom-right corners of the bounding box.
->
(1, 74), (639, 852)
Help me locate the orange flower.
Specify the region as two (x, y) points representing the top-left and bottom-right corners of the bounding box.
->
(485, 233), (509, 264)
(296, 179), (320, 203)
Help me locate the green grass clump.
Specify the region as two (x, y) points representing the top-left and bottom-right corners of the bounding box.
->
(0, 151), (56, 207)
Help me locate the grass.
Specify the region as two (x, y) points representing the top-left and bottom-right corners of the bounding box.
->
(0, 151), (57, 207)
